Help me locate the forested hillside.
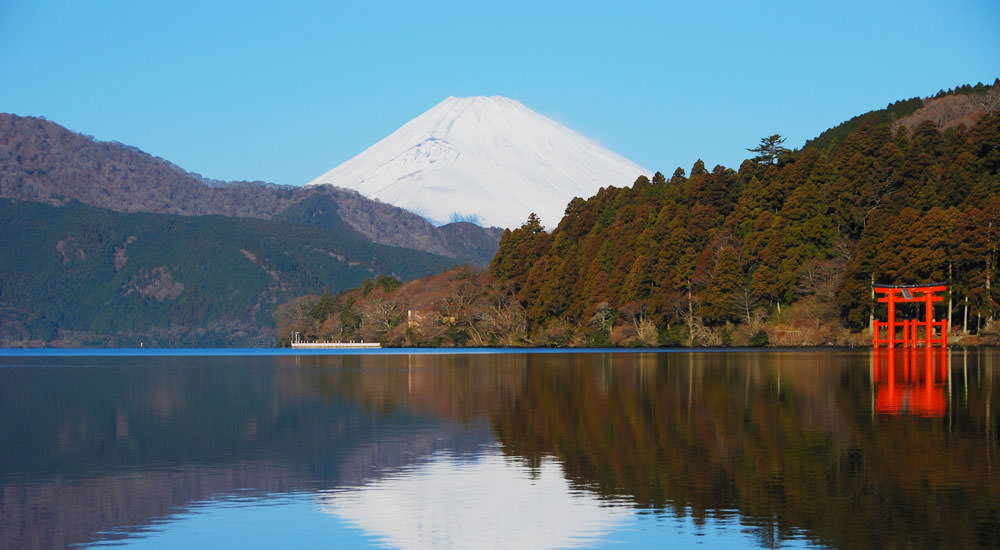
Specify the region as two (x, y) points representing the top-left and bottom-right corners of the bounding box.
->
(495, 90), (1000, 345)
(287, 81), (1000, 347)
(0, 113), (508, 346)
(0, 197), (457, 346)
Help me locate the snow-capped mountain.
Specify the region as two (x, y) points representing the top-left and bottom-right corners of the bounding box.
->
(306, 96), (648, 229)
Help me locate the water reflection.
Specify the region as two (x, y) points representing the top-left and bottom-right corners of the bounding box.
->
(320, 448), (632, 549)
(1, 350), (998, 549)
(873, 348), (949, 416)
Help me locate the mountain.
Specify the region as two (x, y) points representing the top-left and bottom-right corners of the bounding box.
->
(0, 196), (459, 346)
(306, 96), (649, 229)
(0, 113), (508, 346)
(0, 113), (500, 265)
(287, 80), (1000, 348)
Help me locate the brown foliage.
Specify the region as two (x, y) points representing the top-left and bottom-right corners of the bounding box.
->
(279, 266), (530, 347)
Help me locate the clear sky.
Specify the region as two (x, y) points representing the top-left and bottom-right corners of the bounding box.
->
(1, 0), (997, 186)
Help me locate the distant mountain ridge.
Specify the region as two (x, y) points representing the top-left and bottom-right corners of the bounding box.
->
(0, 113), (501, 265)
(307, 96), (649, 229)
(0, 113), (506, 345)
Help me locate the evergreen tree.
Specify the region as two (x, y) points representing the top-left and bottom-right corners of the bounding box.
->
(747, 134), (789, 165)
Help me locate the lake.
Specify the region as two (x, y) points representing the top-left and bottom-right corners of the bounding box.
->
(1, 348), (997, 549)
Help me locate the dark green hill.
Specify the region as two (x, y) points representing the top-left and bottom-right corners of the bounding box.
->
(0, 197), (457, 346)
(482, 81), (1000, 346)
(803, 97), (923, 155)
(804, 78), (1000, 155)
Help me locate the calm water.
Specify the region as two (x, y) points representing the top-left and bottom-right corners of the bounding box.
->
(1, 348), (998, 549)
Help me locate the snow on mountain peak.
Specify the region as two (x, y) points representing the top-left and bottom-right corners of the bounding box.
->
(307, 96), (649, 229)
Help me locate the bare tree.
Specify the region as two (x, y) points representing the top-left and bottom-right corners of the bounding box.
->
(482, 291), (527, 345)
(361, 297), (402, 338)
(590, 302), (615, 334)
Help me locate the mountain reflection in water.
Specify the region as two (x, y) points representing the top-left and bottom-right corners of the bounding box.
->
(0, 349), (997, 549)
(320, 449), (633, 549)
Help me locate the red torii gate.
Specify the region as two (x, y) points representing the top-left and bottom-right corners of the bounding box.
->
(872, 283), (948, 348)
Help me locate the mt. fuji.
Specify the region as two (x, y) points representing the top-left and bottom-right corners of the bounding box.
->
(306, 96), (649, 229)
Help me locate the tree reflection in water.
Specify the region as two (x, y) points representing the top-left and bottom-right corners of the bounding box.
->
(297, 350), (1000, 549)
(1, 350), (997, 549)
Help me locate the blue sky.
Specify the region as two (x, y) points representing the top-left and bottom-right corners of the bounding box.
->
(1, 0), (997, 186)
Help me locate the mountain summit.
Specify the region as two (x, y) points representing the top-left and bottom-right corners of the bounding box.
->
(306, 96), (648, 229)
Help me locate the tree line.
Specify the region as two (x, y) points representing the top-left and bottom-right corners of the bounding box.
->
(491, 109), (999, 345)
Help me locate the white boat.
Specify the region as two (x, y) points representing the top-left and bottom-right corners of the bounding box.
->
(290, 341), (382, 349)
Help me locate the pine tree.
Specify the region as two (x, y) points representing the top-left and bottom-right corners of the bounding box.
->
(747, 134), (789, 165)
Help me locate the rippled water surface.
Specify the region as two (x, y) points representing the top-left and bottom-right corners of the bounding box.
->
(1, 348), (998, 549)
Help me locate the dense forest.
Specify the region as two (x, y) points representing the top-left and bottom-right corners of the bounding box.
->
(0, 197), (460, 346)
(286, 80), (1000, 347)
